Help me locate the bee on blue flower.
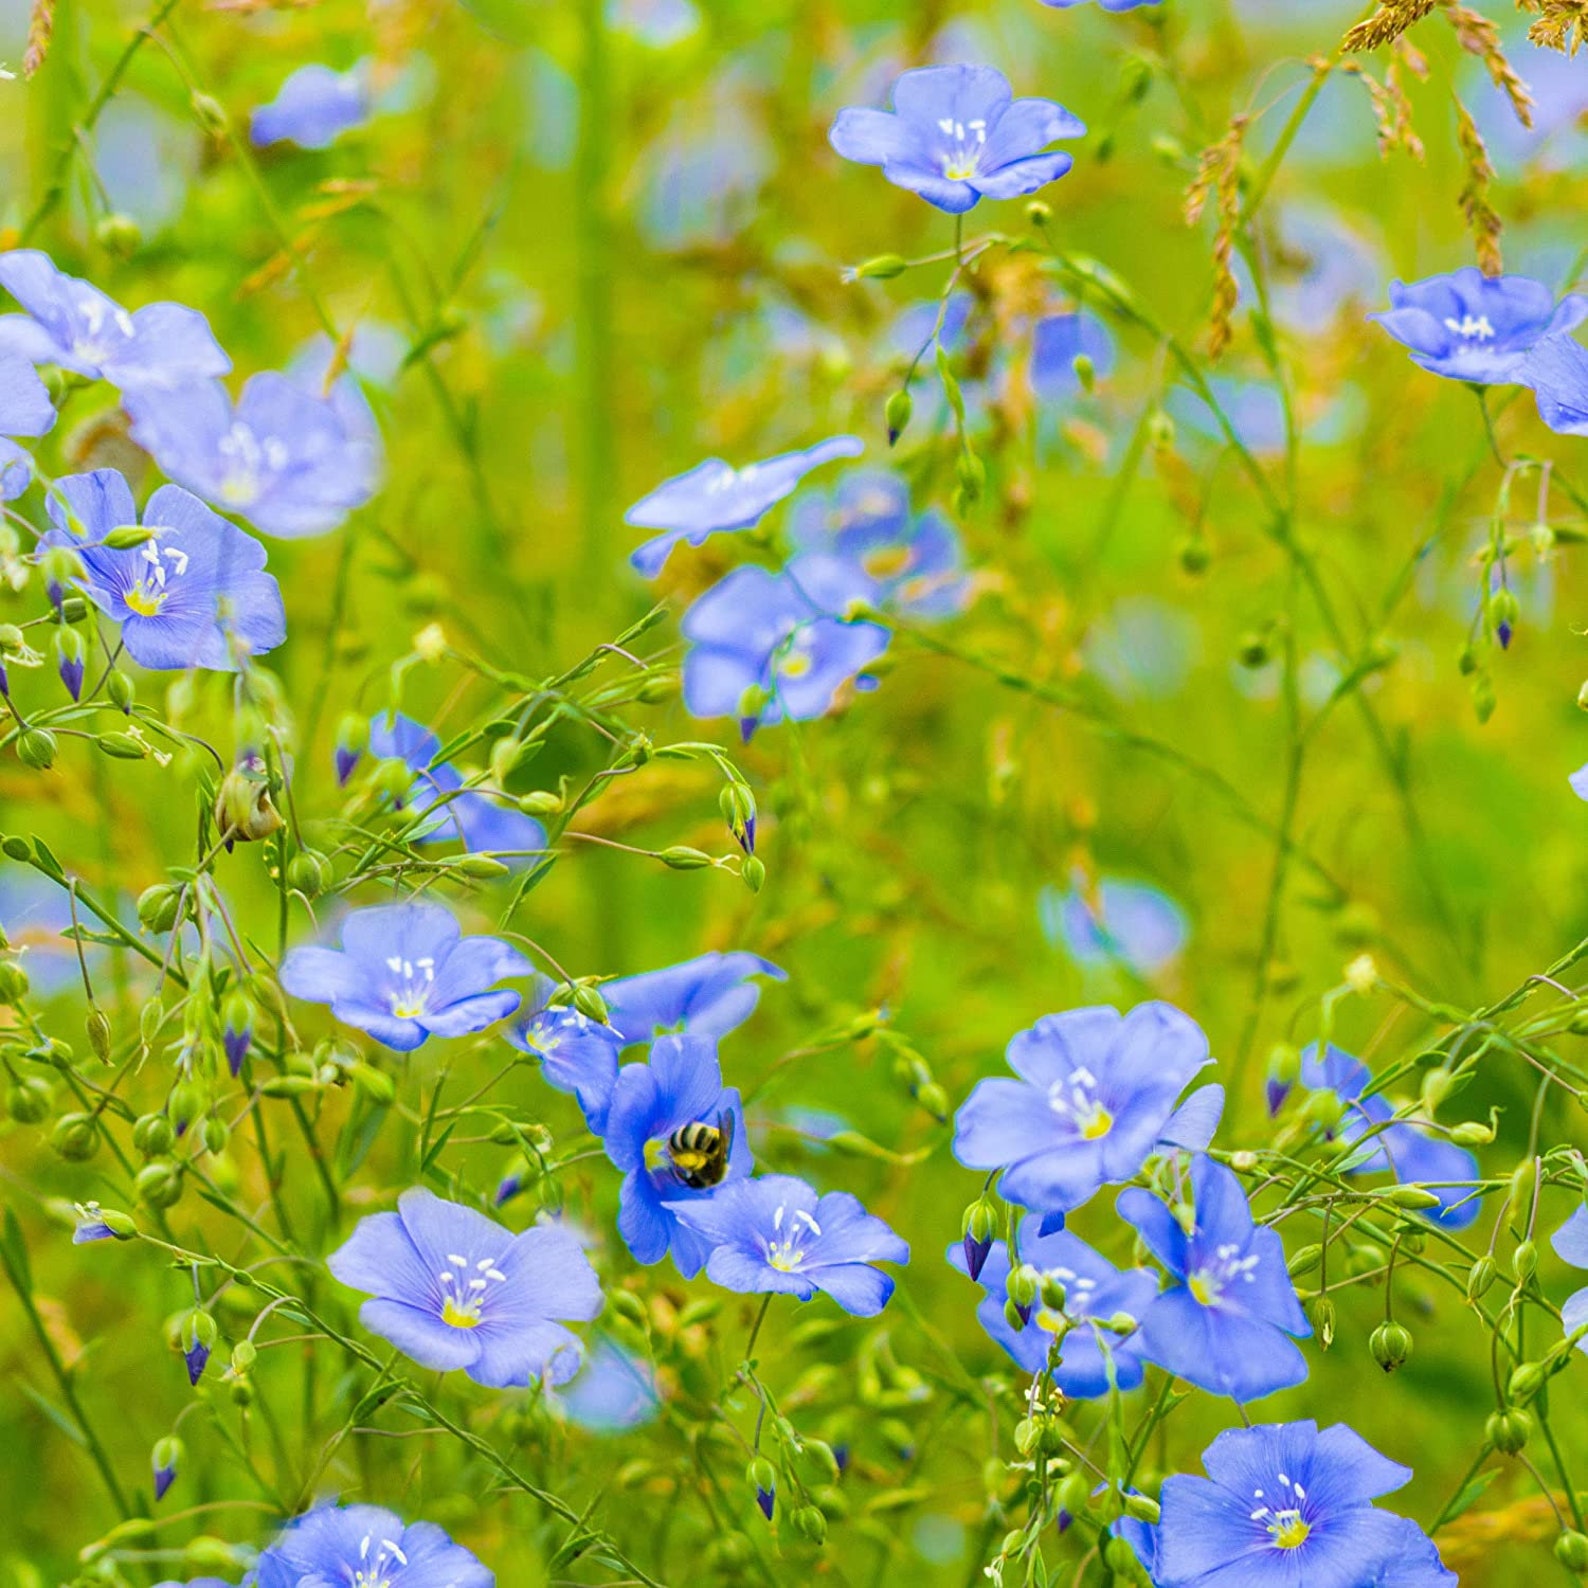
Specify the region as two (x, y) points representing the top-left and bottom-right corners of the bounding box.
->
(125, 370), (381, 538)
(681, 557), (891, 737)
(625, 435), (862, 576)
(1117, 1153), (1312, 1403)
(1148, 1420), (1453, 1588)
(506, 978), (626, 1132)
(671, 1172), (909, 1317)
(788, 469), (971, 618)
(599, 1032), (752, 1276)
(41, 470), (286, 672)
(251, 62), (371, 150)
(0, 350), (53, 500)
(328, 1188), (601, 1389)
(279, 900), (532, 1051)
(829, 65), (1085, 214)
(247, 1500), (495, 1588)
(0, 250), (231, 391)
(953, 1002), (1221, 1219)
(366, 712), (547, 867)
(1295, 1045), (1481, 1230)
(601, 951), (786, 1045)
(947, 1219), (1158, 1396)
(1370, 267), (1587, 385)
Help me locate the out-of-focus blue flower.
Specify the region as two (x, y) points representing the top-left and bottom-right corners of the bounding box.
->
(601, 1033), (751, 1276)
(280, 901), (531, 1051)
(0, 251), (229, 390)
(1371, 268), (1587, 384)
(1300, 1045), (1481, 1230)
(557, 1338), (661, 1431)
(251, 62), (370, 149)
(0, 350), (54, 500)
(671, 1172), (909, 1316)
(1522, 332), (1588, 435)
(507, 979), (625, 1132)
(1038, 876), (1189, 974)
(888, 292), (975, 360)
(681, 558), (890, 736)
(1118, 1153), (1311, 1403)
(609, 0), (699, 45)
(1549, 1206), (1588, 1351)
(830, 65), (1085, 214)
(947, 1218), (1157, 1396)
(251, 1501), (494, 1588)
(42, 470), (286, 672)
(602, 951), (786, 1045)
(1029, 311), (1116, 400)
(0, 868), (84, 995)
(625, 435), (862, 575)
(790, 470), (970, 618)
(126, 372), (381, 538)
(328, 1189), (600, 1389)
(368, 712), (547, 867)
(953, 1003), (1219, 1216)
(1154, 1421), (1452, 1588)
(1040, 0), (1159, 9)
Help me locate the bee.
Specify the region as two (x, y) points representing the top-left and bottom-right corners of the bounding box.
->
(667, 1113), (735, 1189)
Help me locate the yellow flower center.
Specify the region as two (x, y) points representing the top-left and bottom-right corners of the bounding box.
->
(1189, 1273), (1217, 1307)
(1080, 1106), (1113, 1141)
(863, 546), (912, 580)
(124, 585), (165, 617)
(1268, 1511), (1310, 1550)
(441, 1297), (482, 1329)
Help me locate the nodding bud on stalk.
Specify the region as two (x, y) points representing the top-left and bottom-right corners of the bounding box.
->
(222, 994), (253, 1077)
(1486, 1408), (1532, 1455)
(1490, 586), (1519, 649)
(106, 668), (134, 713)
(151, 1436), (182, 1502)
(719, 782), (757, 854)
(1264, 1042), (1300, 1115)
(885, 389), (912, 446)
(1556, 1531), (1588, 1574)
(1513, 1239), (1539, 1283)
(747, 1457), (776, 1521)
(960, 1196), (997, 1282)
(572, 983), (610, 1023)
(1006, 1263), (1040, 1325)
(86, 1007), (112, 1064)
(333, 714), (366, 785)
(17, 727), (57, 770)
(138, 884), (182, 933)
(286, 849), (333, 897)
(1468, 1255), (1498, 1301)
(1369, 1320), (1412, 1373)
(181, 1309), (218, 1386)
(54, 626), (85, 701)
(1508, 1361), (1548, 1405)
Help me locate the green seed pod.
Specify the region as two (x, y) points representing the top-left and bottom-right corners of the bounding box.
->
(0, 959), (30, 1004)
(189, 91), (228, 132)
(454, 854), (510, 879)
(1508, 1361), (1548, 1405)
(572, 983), (610, 1023)
(6, 1076), (52, 1123)
(97, 731), (147, 760)
(135, 1159), (184, 1210)
(1003, 1296), (1027, 1332)
(133, 1112), (175, 1158)
(1286, 1243), (1323, 1278)
(1467, 1254), (1497, 1301)
(52, 1113), (99, 1161)
(856, 253), (907, 280)
(58, 594), (87, 623)
(1369, 1320), (1413, 1372)
(1007, 1263), (1041, 1311)
(658, 845), (713, 870)
(518, 790), (563, 815)
(285, 850), (333, 898)
(85, 1008), (112, 1064)
(742, 855), (766, 892)
(1514, 1239), (1539, 1283)
(1309, 1294), (1336, 1350)
(95, 212), (142, 257)
(231, 1339), (258, 1374)
(17, 728), (57, 770)
(1124, 1493), (1161, 1525)
(201, 1116), (228, 1155)
(1556, 1531), (1588, 1573)
(1486, 1408), (1532, 1455)
(1450, 1120), (1494, 1146)
(105, 669), (134, 713)
(137, 884), (182, 933)
(794, 1505), (827, 1544)
(350, 1062), (396, 1105)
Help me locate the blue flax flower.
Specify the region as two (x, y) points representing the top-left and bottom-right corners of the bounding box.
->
(1301, 1045), (1481, 1230)
(1154, 1420), (1452, 1588)
(1370, 268), (1587, 384)
(681, 557), (890, 736)
(671, 1172), (909, 1316)
(280, 901), (531, 1051)
(1037, 875), (1188, 974)
(557, 1338), (662, 1431)
(507, 977), (625, 1132)
(829, 65), (1085, 215)
(1522, 333), (1588, 435)
(43, 470), (285, 671)
(601, 1033), (751, 1275)
(602, 951), (786, 1045)
(789, 469), (970, 618)
(126, 372), (381, 538)
(328, 1188), (601, 1388)
(947, 1218), (1157, 1396)
(252, 1501), (494, 1588)
(0, 350), (54, 500)
(1118, 1153), (1311, 1402)
(0, 251), (230, 391)
(368, 712), (547, 866)
(953, 1002), (1219, 1217)
(1548, 1205), (1588, 1350)
(625, 435), (862, 575)
(252, 62), (371, 149)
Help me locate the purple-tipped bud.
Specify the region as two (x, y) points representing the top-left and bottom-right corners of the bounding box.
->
(152, 1436), (182, 1502)
(757, 1485), (775, 1521)
(962, 1229), (993, 1283)
(832, 1443), (850, 1474)
(1265, 1078), (1292, 1117)
(494, 1170), (526, 1208)
(181, 1309), (217, 1386)
(184, 1338), (211, 1386)
(1497, 619), (1514, 650)
(334, 712), (368, 785)
(335, 745), (361, 785)
(56, 629), (85, 702)
(221, 994), (253, 1078)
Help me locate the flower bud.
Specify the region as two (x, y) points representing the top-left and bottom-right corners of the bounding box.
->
(6, 1076), (51, 1122)
(1450, 1119), (1494, 1146)
(720, 782), (757, 854)
(1003, 1296), (1027, 1332)
(885, 388), (912, 446)
(1508, 1361), (1548, 1404)
(190, 91), (228, 132)
(85, 1007), (112, 1064)
(1513, 1239), (1538, 1283)
(105, 668), (134, 713)
(1369, 1320), (1412, 1372)
(742, 855), (766, 893)
(133, 1113), (174, 1158)
(95, 212), (142, 257)
(135, 1159), (184, 1210)
(1486, 1408), (1532, 1454)
(137, 884), (182, 933)
(1309, 1293), (1336, 1350)
(960, 1197), (997, 1282)
(658, 845), (713, 870)
(747, 1457), (775, 1520)
(1124, 1493), (1161, 1525)
(856, 253), (907, 280)
(286, 850), (332, 898)
(1467, 1254), (1497, 1301)
(794, 1505), (827, 1544)
(1490, 586), (1519, 649)
(1557, 1531), (1588, 1574)
(54, 626), (85, 701)
(17, 727), (57, 770)
(181, 1309), (218, 1385)
(152, 1435), (182, 1502)
(52, 1112), (99, 1161)
(0, 959), (29, 1004)
(572, 983), (610, 1023)
(334, 713), (366, 785)
(231, 1339), (258, 1374)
